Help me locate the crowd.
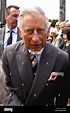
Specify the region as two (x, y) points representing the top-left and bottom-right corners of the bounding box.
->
(47, 20), (70, 47)
(0, 5), (70, 106)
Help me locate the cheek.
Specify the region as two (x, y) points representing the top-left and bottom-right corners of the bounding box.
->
(40, 34), (47, 46)
(42, 33), (47, 41)
(63, 36), (67, 40)
(23, 34), (31, 44)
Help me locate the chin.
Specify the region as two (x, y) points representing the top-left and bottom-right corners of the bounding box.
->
(32, 49), (41, 52)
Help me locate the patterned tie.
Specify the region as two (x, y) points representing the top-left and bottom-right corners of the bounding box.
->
(7, 30), (13, 45)
(31, 55), (37, 76)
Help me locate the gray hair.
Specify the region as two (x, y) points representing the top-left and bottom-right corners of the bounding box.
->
(18, 7), (49, 31)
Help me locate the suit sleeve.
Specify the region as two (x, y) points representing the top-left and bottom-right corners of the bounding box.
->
(1, 47), (23, 106)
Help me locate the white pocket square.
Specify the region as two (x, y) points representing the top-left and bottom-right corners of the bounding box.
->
(48, 72), (57, 81)
(48, 72), (64, 81)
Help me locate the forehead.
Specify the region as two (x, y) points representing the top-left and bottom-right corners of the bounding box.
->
(10, 8), (19, 14)
(23, 13), (46, 27)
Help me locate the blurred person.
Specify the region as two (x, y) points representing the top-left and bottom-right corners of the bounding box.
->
(59, 28), (70, 106)
(55, 21), (60, 31)
(58, 22), (66, 39)
(66, 20), (70, 28)
(1, 7), (70, 106)
(50, 27), (58, 45)
(47, 35), (53, 43)
(0, 5), (22, 58)
(59, 21), (66, 30)
(58, 21), (66, 40)
(60, 28), (70, 57)
(50, 27), (61, 47)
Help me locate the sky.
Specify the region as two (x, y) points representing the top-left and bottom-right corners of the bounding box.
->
(6, 0), (70, 20)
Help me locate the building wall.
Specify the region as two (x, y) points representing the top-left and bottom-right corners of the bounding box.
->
(0, 0), (6, 25)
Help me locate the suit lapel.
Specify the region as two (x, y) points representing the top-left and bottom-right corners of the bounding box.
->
(17, 31), (21, 41)
(15, 44), (34, 93)
(25, 43), (56, 105)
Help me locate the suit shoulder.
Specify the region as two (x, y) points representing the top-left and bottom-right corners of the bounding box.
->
(0, 27), (5, 34)
(54, 45), (69, 63)
(46, 42), (69, 59)
(3, 40), (24, 53)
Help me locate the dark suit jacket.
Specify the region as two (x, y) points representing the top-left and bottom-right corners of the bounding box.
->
(0, 27), (22, 58)
(2, 41), (70, 106)
(0, 60), (7, 105)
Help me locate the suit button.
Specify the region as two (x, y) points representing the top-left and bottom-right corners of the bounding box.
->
(46, 83), (48, 86)
(9, 93), (12, 97)
(9, 51), (12, 54)
(22, 62), (24, 65)
(10, 73), (11, 75)
(58, 94), (60, 96)
(46, 62), (48, 65)
(22, 104), (24, 106)
(34, 73), (36, 76)
(46, 104), (48, 106)
(58, 52), (60, 54)
(22, 83), (24, 86)
(34, 94), (36, 97)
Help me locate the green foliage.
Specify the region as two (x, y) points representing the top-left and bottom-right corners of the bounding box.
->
(49, 19), (59, 27)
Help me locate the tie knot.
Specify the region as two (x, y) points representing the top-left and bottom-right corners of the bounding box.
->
(7, 30), (13, 33)
(31, 55), (36, 62)
(31, 55), (37, 67)
(10, 30), (13, 33)
(9, 30), (12, 35)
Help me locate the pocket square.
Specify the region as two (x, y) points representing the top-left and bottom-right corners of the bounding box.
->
(48, 72), (57, 81)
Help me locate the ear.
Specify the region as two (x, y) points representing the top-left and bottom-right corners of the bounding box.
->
(4, 14), (7, 20)
(17, 27), (23, 38)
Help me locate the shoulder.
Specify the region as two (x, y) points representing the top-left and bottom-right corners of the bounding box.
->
(46, 42), (69, 60)
(2, 40), (24, 56)
(0, 27), (5, 32)
(48, 43), (69, 68)
(6, 40), (23, 49)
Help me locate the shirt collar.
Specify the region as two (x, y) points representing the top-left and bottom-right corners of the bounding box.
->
(28, 48), (44, 56)
(5, 25), (17, 34)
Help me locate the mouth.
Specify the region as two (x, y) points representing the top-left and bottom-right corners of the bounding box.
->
(31, 43), (41, 47)
(30, 43), (42, 51)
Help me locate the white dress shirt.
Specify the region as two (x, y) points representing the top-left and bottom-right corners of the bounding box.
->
(4, 25), (18, 48)
(28, 48), (44, 65)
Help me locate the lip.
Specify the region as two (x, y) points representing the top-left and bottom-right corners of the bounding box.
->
(31, 43), (41, 46)
(31, 45), (41, 48)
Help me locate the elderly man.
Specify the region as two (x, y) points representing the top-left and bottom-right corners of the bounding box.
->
(1, 7), (70, 106)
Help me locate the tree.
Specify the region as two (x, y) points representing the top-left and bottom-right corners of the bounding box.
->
(49, 19), (59, 27)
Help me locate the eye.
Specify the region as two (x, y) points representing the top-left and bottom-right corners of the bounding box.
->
(12, 14), (19, 18)
(37, 28), (45, 34)
(24, 29), (34, 35)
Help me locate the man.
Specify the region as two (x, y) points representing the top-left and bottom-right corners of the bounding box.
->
(2, 7), (70, 106)
(0, 5), (22, 58)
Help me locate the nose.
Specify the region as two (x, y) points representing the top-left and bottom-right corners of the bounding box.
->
(32, 30), (39, 41)
(15, 16), (19, 20)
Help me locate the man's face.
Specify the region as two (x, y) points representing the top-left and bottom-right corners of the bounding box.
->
(5, 8), (20, 29)
(20, 13), (48, 52)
